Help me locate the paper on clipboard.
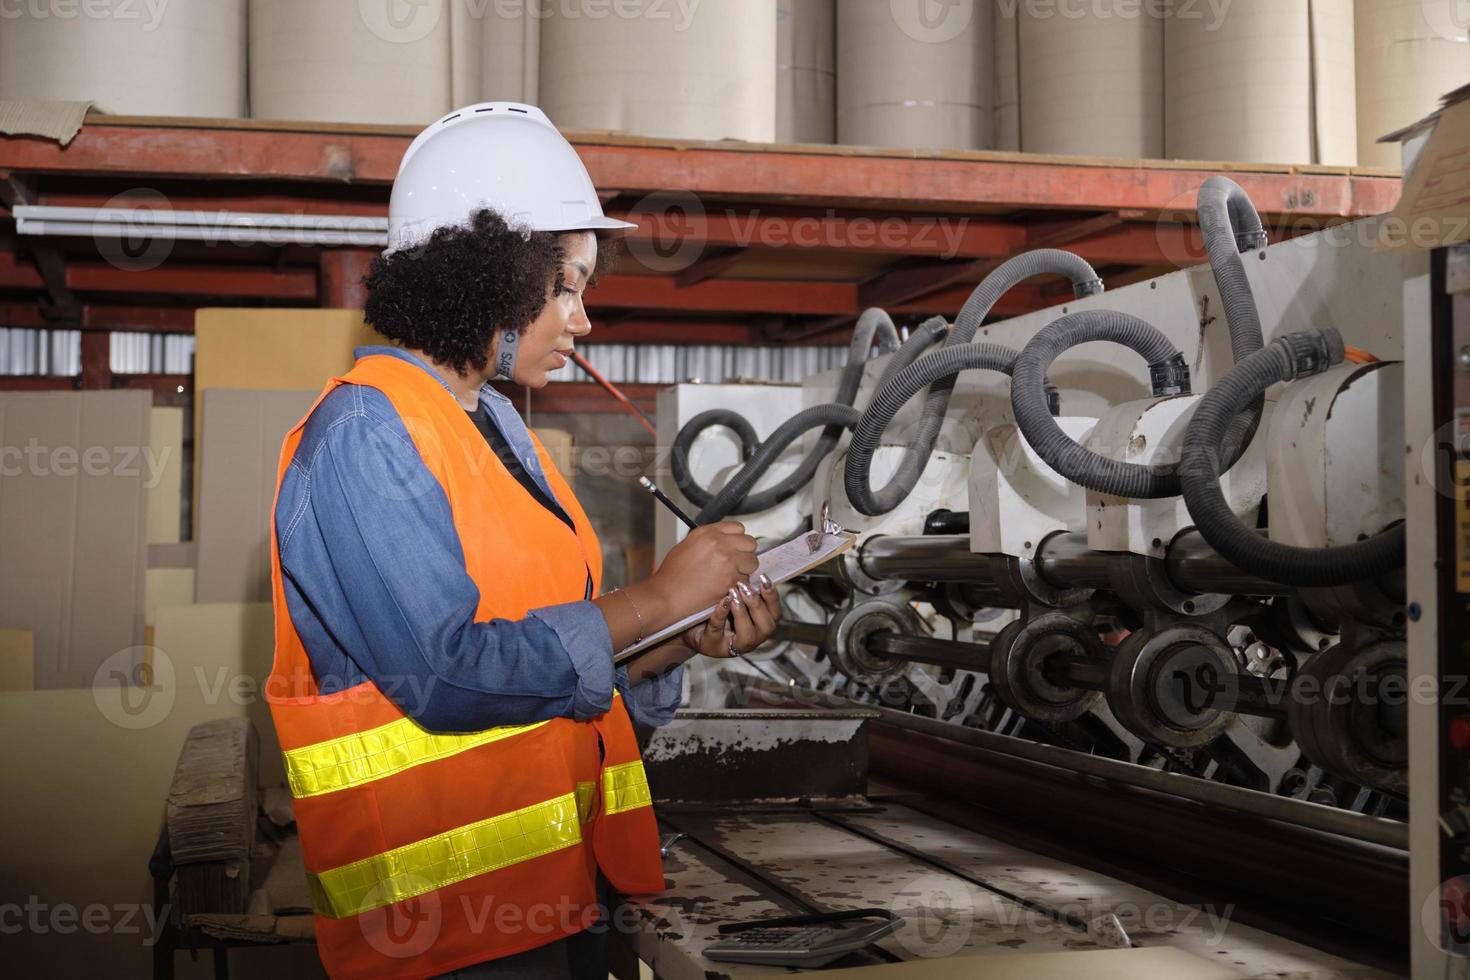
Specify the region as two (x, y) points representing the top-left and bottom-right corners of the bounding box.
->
(614, 530), (856, 664)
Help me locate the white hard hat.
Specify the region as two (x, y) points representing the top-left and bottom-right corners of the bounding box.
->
(387, 102), (636, 254)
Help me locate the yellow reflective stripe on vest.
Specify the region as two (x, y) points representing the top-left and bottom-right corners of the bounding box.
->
(308, 793), (583, 919)
(602, 760), (652, 816)
(575, 780), (597, 824)
(283, 717), (550, 799)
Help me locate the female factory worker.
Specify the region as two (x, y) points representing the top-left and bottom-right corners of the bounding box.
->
(266, 104), (782, 980)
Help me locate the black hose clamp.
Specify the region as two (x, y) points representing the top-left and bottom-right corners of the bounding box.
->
(1148, 353), (1192, 397)
(1235, 229), (1269, 252)
(1072, 278), (1105, 299)
(1045, 381), (1063, 416)
(1277, 328), (1344, 381)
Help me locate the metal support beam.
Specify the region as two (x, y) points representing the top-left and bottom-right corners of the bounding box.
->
(319, 247), (374, 308)
(674, 247), (746, 289)
(4, 119), (1399, 218)
(78, 330), (109, 390)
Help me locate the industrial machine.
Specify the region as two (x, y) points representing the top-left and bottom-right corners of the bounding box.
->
(647, 178), (1423, 976)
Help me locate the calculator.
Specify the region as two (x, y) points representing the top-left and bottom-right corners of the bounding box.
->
(703, 908), (903, 968)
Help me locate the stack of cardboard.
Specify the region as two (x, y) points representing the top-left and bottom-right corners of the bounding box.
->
(0, 390), (150, 690)
(0, 310), (381, 976)
(0, 307), (587, 975)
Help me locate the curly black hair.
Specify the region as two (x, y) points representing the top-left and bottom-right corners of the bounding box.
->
(363, 208), (619, 374)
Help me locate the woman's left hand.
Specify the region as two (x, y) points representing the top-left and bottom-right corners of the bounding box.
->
(682, 574), (782, 659)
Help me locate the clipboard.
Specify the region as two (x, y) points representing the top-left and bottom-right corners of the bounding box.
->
(614, 529), (856, 664)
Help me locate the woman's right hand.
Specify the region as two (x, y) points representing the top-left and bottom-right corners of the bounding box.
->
(649, 521), (759, 618)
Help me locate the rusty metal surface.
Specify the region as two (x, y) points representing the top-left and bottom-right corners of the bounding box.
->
(838, 805), (1398, 980)
(624, 825), (795, 980)
(643, 710), (874, 805)
(623, 804), (1395, 980)
(625, 808), (1103, 980)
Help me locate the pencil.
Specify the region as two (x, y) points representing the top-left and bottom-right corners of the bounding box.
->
(639, 476), (698, 529)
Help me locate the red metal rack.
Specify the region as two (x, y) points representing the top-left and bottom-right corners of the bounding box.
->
(0, 113), (1402, 412)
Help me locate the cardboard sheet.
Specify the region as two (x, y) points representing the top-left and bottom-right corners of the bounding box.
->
(0, 602), (290, 974)
(0, 391), (149, 690)
(0, 630), (34, 692)
(0, 3), (244, 117)
(153, 601), (282, 786)
(192, 308), (383, 516)
(540, 0), (777, 142)
(146, 569), (196, 628)
(1384, 97), (1470, 251)
(1019, 3), (1163, 158)
(777, 0), (836, 144)
(837, 0), (991, 150)
(194, 390), (317, 605)
(148, 406), (183, 545)
(0, 100), (93, 146)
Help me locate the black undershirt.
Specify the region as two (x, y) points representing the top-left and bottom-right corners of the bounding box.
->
(465, 406), (576, 533)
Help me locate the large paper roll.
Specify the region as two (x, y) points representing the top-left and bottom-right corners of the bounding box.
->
(1166, 0), (1311, 163)
(1310, 0), (1358, 166)
(473, 0), (540, 104)
(838, 0), (992, 150)
(993, 0), (1020, 152)
(777, 0), (836, 143)
(540, 0), (776, 142)
(0, 0), (245, 117)
(250, 0), (452, 125)
(1357, 0), (1470, 168)
(1018, 2), (1164, 158)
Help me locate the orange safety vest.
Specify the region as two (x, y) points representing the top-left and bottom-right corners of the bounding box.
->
(266, 353), (665, 980)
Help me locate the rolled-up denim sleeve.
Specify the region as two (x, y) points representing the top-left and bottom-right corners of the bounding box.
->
(282, 406), (615, 731)
(527, 600), (615, 719)
(617, 664), (685, 728)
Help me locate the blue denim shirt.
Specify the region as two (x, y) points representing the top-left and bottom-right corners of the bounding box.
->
(274, 346), (683, 732)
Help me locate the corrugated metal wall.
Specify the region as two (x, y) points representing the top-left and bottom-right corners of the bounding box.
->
(556, 343), (846, 385)
(0, 328), (80, 376)
(109, 333), (196, 375)
(0, 328), (838, 386)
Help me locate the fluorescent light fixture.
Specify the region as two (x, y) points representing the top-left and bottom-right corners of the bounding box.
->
(13, 205), (390, 248)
